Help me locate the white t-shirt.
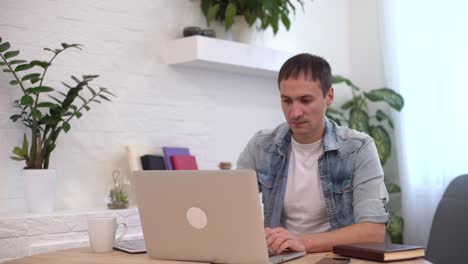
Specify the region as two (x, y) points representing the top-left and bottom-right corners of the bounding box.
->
(280, 137), (332, 235)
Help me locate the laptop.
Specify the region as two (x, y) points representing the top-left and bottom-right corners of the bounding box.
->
(133, 170), (306, 264)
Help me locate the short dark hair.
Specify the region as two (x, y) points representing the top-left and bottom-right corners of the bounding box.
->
(277, 53), (332, 96)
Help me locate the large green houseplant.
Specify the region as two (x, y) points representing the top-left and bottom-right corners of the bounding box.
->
(326, 75), (404, 243)
(0, 36), (114, 213)
(201, 0), (307, 34)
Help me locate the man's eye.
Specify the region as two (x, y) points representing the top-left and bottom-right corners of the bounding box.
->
(301, 98), (312, 104)
(282, 99), (292, 104)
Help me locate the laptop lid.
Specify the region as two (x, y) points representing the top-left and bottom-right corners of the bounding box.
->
(134, 170), (270, 264)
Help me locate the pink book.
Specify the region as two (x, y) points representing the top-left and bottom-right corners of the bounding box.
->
(170, 155), (198, 170)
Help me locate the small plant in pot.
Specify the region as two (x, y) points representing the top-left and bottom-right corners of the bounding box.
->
(0, 36), (115, 213)
(201, 0), (309, 41)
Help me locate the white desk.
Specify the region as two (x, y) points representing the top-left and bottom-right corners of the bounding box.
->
(5, 247), (431, 264)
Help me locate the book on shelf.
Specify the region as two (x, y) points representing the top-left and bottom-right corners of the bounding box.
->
(332, 243), (425, 262)
(171, 155), (198, 170)
(162, 147), (190, 170)
(140, 155), (166, 170)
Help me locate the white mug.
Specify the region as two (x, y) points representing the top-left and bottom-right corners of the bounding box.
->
(87, 216), (128, 253)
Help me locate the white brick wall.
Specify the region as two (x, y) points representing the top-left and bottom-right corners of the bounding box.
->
(0, 0), (352, 214)
(0, 208), (142, 261)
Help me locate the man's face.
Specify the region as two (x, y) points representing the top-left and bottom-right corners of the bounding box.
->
(279, 72), (334, 144)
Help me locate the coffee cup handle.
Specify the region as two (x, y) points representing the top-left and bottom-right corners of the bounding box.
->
(115, 222), (128, 242)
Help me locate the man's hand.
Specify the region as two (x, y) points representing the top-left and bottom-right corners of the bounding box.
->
(265, 227), (306, 255)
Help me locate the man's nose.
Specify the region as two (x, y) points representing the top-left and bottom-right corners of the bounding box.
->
(289, 103), (303, 119)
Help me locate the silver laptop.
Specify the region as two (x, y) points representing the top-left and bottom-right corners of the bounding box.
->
(134, 170), (306, 264)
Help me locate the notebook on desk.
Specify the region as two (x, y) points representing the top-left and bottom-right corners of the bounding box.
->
(133, 170), (306, 264)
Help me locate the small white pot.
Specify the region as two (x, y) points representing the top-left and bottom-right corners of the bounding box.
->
(22, 169), (57, 213)
(232, 16), (256, 43)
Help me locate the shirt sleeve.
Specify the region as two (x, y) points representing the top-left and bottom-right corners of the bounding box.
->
(352, 138), (390, 224)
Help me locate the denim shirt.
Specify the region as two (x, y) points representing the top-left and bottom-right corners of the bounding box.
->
(237, 119), (389, 230)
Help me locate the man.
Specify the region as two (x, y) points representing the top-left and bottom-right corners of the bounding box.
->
(237, 54), (389, 254)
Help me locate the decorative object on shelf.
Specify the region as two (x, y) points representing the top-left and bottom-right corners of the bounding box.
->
(183, 27), (216, 38)
(200, 0), (309, 38)
(107, 169), (129, 209)
(218, 161), (232, 170)
(201, 29), (216, 38)
(326, 75), (405, 243)
(183, 26), (202, 37)
(0, 36), (115, 213)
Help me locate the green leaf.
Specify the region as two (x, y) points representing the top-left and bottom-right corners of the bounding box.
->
(31, 77), (41, 84)
(364, 88), (404, 111)
(206, 4), (220, 26)
(12, 146), (25, 157)
(369, 125), (391, 165)
(340, 99), (355, 110)
(87, 86), (97, 96)
(62, 122), (71, 133)
(40, 116), (61, 125)
(281, 14), (291, 30)
(98, 94), (111, 101)
(75, 111), (82, 118)
(326, 106), (344, 116)
(331, 75), (360, 90)
(71, 75), (81, 84)
(84, 105), (91, 111)
(9, 59), (27, 65)
(10, 114), (22, 122)
(31, 109), (42, 119)
(376, 110), (394, 128)
(61, 43), (82, 50)
(62, 82), (74, 89)
(244, 11), (256, 26)
(100, 87), (116, 97)
(83, 74), (99, 80)
(386, 182), (401, 193)
(92, 99), (102, 104)
(44, 48), (56, 54)
(349, 108), (369, 133)
(20, 95), (34, 106)
(201, 0), (210, 16)
(0, 42), (11, 52)
(30, 60), (50, 69)
(48, 95), (62, 104)
(15, 63), (34, 72)
(9, 80), (19, 86)
(37, 102), (58, 108)
(224, 3), (237, 30)
(26, 86), (54, 94)
(22, 133), (29, 156)
(10, 156), (25, 161)
(4, 50), (19, 59)
(22, 73), (41, 81)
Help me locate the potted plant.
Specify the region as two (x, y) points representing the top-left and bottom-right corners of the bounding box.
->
(326, 75), (405, 243)
(0, 36), (115, 213)
(200, 0), (308, 41)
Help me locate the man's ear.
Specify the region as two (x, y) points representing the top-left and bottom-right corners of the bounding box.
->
(326, 87), (334, 106)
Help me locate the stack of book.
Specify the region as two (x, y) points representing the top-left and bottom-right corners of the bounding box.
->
(137, 146), (198, 170)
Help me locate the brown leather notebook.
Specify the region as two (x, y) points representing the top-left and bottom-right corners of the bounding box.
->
(333, 243), (425, 262)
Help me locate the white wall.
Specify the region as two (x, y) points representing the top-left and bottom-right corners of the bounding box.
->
(0, 0), (354, 214)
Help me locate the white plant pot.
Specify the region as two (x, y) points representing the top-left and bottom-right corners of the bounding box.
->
(232, 16), (256, 43)
(22, 169), (57, 213)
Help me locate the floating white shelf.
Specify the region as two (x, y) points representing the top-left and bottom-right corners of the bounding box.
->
(164, 36), (292, 78)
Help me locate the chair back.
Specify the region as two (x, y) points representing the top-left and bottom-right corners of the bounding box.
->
(426, 174), (468, 264)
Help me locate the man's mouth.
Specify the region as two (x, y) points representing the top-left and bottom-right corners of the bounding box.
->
(290, 121), (306, 126)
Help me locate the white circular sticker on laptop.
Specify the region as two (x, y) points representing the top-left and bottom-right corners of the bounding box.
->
(186, 207), (208, 229)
